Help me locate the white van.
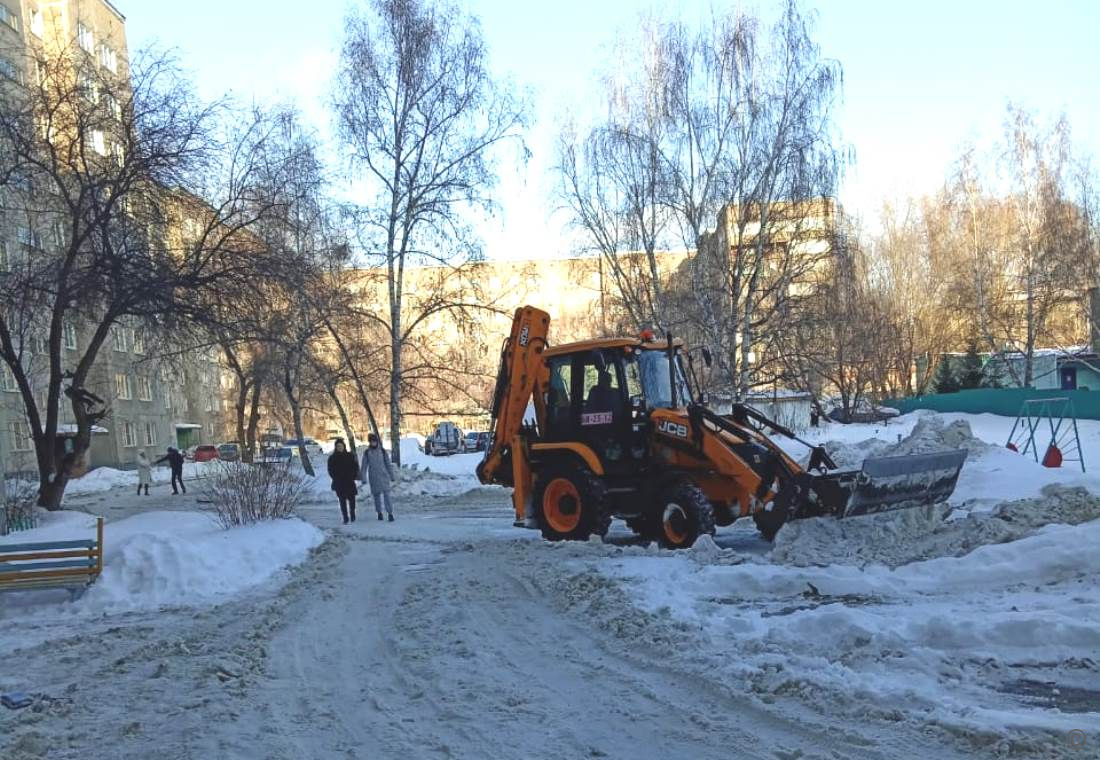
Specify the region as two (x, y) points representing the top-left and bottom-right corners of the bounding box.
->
(425, 421), (463, 456)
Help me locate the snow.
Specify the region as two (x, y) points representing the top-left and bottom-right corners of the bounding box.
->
(0, 510), (322, 617)
(3, 410), (1097, 754)
(603, 518), (1100, 733)
(775, 410), (1100, 511)
(65, 460), (219, 496)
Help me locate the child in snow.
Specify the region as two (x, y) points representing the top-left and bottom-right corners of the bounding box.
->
(327, 439), (359, 524)
(360, 433), (395, 521)
(136, 450), (152, 495)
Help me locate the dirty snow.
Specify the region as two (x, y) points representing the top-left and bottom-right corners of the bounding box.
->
(0, 510), (322, 620)
(2, 411), (1097, 759)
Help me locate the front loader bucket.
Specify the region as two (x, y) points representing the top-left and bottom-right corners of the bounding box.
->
(839, 449), (968, 518)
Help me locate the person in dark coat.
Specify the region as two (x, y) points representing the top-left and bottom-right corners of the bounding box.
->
(327, 439), (359, 524)
(155, 446), (186, 494)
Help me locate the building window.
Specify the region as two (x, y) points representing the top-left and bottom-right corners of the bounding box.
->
(122, 420), (136, 447)
(0, 55), (22, 85)
(115, 372), (131, 400)
(63, 321), (77, 350)
(98, 44), (117, 73)
(104, 92), (121, 119)
(78, 71), (97, 101)
(112, 327), (128, 352)
(2, 365), (17, 392)
(29, 8), (43, 37)
(16, 226), (43, 250)
(136, 375), (152, 401)
(0, 240), (7, 271)
(9, 421), (32, 453)
(132, 330), (144, 355)
(88, 129), (106, 156)
(165, 388), (171, 410)
(0, 4), (19, 33)
(143, 422), (157, 446)
(77, 23), (94, 54)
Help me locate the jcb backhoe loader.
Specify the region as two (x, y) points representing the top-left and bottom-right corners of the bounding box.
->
(476, 306), (967, 547)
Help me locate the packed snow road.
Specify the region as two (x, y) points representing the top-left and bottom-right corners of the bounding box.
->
(201, 504), (971, 760)
(4, 490), (970, 760)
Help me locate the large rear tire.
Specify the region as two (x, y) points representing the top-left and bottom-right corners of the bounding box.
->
(657, 482), (715, 549)
(534, 463), (610, 542)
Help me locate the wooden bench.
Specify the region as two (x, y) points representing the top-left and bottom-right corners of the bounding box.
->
(0, 516), (104, 599)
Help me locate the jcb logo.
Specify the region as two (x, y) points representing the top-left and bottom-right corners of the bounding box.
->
(657, 420), (689, 439)
(518, 326), (530, 347)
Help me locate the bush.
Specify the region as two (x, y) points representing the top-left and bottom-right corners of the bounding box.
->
(1, 479), (39, 535)
(204, 461), (304, 529)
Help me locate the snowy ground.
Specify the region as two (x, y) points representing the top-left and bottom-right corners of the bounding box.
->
(1, 413), (1097, 758)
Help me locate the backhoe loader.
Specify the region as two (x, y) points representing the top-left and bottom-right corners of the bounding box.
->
(476, 306), (967, 547)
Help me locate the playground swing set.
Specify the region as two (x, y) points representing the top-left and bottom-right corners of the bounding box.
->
(1006, 397), (1086, 472)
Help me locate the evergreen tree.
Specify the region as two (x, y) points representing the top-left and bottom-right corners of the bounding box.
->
(958, 339), (984, 389)
(933, 356), (961, 393)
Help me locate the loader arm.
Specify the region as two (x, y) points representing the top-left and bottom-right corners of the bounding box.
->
(476, 306), (551, 492)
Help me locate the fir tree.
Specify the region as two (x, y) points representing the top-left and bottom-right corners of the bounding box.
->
(958, 339), (984, 389)
(933, 356), (961, 393)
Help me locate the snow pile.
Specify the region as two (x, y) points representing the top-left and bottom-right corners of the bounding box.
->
(66, 460), (218, 496)
(821, 415), (991, 470)
(80, 512), (323, 613)
(603, 518), (1100, 733)
(772, 484), (1100, 568)
(1, 511), (323, 614)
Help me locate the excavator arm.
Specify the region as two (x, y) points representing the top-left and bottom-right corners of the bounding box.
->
(476, 307), (551, 522)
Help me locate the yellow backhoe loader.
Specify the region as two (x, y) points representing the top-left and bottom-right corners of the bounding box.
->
(476, 306), (967, 546)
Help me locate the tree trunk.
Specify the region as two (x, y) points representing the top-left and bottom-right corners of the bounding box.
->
(244, 378), (263, 464)
(283, 369), (315, 477)
(389, 340), (402, 465)
(235, 381), (250, 462)
(330, 385), (357, 453)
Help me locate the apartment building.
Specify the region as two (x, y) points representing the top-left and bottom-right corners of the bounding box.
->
(0, 1), (234, 473)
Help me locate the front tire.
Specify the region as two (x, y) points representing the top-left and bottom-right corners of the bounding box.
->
(534, 463), (610, 542)
(657, 481), (715, 549)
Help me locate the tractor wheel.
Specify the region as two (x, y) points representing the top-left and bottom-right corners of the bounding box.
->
(657, 482), (715, 549)
(534, 463), (610, 542)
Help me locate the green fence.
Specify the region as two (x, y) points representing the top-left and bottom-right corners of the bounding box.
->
(886, 388), (1100, 420)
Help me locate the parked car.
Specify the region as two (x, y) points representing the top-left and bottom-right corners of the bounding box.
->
(217, 442), (240, 461)
(258, 445), (293, 464)
(427, 421), (463, 456)
(285, 438), (324, 459)
(463, 431), (491, 452)
(826, 399), (902, 424)
(192, 444), (220, 462)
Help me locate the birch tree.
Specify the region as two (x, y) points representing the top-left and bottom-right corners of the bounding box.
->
(334, 0), (527, 463)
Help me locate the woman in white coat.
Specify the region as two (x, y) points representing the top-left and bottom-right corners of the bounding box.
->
(136, 450), (152, 496)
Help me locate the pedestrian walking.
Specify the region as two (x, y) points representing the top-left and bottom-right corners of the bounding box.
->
(155, 446), (186, 494)
(136, 450), (152, 496)
(327, 439), (359, 524)
(360, 433), (394, 522)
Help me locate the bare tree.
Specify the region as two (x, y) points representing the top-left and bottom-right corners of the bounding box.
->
(333, 0), (527, 463)
(0, 43), (284, 507)
(559, 1), (841, 399)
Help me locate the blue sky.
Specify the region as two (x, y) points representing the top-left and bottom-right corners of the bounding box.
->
(124, 0), (1100, 258)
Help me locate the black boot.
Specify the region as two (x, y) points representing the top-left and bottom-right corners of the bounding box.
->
(350, 508), (356, 522)
(388, 513), (394, 522)
(144, 485), (149, 496)
(377, 512), (383, 521)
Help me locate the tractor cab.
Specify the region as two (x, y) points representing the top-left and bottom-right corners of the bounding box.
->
(540, 337), (694, 474)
